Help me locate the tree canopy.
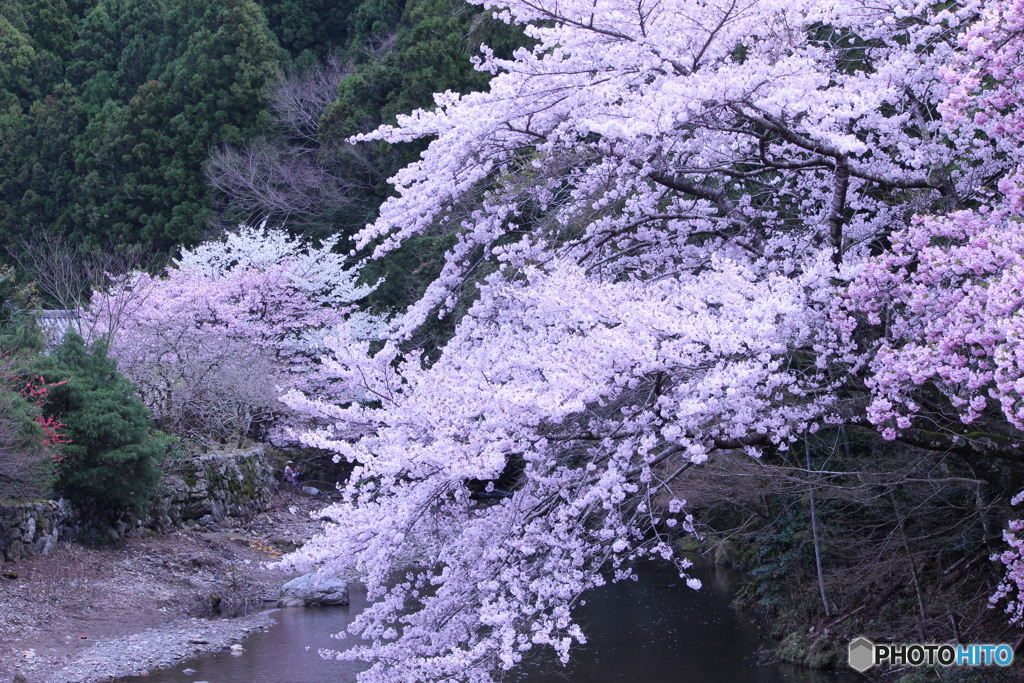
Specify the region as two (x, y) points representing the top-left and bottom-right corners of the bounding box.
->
(31, 332), (164, 515)
(1, 0), (278, 253)
(0, 0), (523, 260)
(274, 0), (1024, 679)
(87, 226), (376, 443)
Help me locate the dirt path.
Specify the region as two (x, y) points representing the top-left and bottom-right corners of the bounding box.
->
(0, 490), (328, 683)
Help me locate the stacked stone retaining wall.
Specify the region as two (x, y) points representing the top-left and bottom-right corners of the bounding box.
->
(0, 500), (68, 562)
(0, 446), (276, 562)
(150, 446), (277, 531)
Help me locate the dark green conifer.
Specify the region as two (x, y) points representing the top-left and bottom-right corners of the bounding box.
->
(33, 332), (164, 516)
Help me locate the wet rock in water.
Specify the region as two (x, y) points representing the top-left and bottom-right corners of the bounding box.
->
(278, 572), (348, 607)
(300, 486), (321, 497)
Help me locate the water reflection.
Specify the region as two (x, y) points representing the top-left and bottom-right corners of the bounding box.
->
(510, 564), (849, 682)
(127, 565), (855, 683)
(121, 585), (371, 683)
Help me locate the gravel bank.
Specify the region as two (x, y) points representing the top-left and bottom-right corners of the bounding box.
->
(0, 491), (327, 683)
(38, 612), (276, 682)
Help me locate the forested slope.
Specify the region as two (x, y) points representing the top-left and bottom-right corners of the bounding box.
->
(0, 0), (513, 254)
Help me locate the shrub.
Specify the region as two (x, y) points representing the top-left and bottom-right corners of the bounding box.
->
(32, 332), (165, 516)
(0, 375), (59, 501)
(0, 266), (62, 501)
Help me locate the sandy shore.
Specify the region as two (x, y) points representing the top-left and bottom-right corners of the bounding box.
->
(0, 491), (326, 683)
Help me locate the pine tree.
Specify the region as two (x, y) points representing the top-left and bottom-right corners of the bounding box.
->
(33, 332), (164, 516)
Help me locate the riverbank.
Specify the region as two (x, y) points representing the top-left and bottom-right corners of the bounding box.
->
(0, 490), (326, 683)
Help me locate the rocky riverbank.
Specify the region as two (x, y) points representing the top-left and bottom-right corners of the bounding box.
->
(0, 490), (327, 683)
(1, 447), (277, 565)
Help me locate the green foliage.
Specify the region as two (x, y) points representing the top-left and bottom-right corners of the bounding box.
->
(0, 269), (55, 501)
(323, 0), (523, 148)
(0, 266), (43, 352)
(0, 0), (281, 254)
(0, 0), (523, 270)
(360, 233), (452, 312)
(775, 631), (844, 670)
(256, 0), (362, 63)
(0, 385), (57, 502)
(64, 0), (281, 249)
(153, 430), (190, 468)
(0, 16), (32, 97)
(31, 332), (166, 515)
(742, 502), (818, 612)
(306, 0), (526, 314)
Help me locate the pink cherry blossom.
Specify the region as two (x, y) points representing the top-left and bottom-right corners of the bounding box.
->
(87, 225), (374, 442)
(267, 0), (1024, 678)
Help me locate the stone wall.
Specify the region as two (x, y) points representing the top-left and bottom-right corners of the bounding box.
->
(150, 446), (277, 531)
(0, 500), (69, 562)
(0, 446), (276, 561)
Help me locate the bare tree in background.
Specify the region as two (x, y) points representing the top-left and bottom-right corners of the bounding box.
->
(206, 53), (380, 235)
(207, 138), (355, 229)
(268, 52), (348, 144)
(8, 232), (159, 345)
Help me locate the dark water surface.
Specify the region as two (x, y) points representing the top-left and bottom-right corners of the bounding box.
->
(132, 565), (856, 682)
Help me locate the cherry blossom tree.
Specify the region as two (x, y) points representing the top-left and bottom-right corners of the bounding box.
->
(843, 0), (1024, 441)
(993, 492), (1024, 625)
(277, 0), (1022, 679)
(843, 175), (1024, 438)
(833, 0), (1024, 628)
(87, 226), (374, 442)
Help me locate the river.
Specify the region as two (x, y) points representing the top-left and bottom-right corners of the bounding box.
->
(126, 564), (857, 682)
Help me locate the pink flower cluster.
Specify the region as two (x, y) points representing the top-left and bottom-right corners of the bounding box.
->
(845, 173), (1024, 436)
(993, 492), (1024, 624)
(87, 226), (374, 441)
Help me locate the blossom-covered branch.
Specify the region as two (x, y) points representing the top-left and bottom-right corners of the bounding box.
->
(88, 225), (376, 442)
(278, 0), (1024, 679)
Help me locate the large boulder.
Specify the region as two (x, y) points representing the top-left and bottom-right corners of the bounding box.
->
(278, 573), (349, 607)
